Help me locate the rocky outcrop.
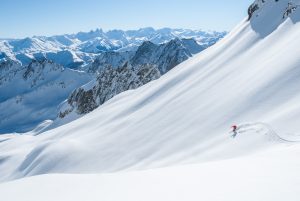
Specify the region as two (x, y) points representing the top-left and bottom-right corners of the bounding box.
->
(248, 1), (260, 20)
(283, 2), (298, 19)
(59, 63), (160, 116)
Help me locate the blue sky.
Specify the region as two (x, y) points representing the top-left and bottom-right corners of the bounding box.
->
(1, 0), (253, 38)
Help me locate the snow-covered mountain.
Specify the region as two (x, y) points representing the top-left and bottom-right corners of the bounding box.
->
(56, 38), (200, 123)
(0, 38), (203, 133)
(0, 59), (91, 133)
(1, 0), (300, 200)
(0, 28), (226, 67)
(87, 38), (200, 74)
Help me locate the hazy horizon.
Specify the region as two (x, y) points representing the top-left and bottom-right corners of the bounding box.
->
(2, 0), (253, 38)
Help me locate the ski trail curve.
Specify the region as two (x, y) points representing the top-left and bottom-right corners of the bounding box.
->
(237, 122), (300, 143)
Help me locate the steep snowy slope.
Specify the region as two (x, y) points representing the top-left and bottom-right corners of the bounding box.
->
(2, 144), (300, 201)
(1, 0), (300, 186)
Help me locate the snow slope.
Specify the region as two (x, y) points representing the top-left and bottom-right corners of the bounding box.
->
(1, 144), (300, 201)
(0, 1), (300, 196)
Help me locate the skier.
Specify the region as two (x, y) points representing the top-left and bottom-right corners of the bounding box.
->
(231, 124), (238, 138)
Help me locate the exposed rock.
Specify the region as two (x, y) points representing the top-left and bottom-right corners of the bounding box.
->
(283, 2), (298, 19)
(59, 63), (161, 116)
(248, 2), (260, 20)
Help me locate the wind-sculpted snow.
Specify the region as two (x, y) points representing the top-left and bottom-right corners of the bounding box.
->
(2, 143), (300, 201)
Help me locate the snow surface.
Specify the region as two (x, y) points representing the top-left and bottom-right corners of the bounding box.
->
(1, 0), (300, 200)
(1, 144), (300, 201)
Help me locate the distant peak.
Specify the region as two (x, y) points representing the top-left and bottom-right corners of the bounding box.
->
(138, 27), (156, 32)
(141, 40), (156, 46)
(169, 37), (182, 43)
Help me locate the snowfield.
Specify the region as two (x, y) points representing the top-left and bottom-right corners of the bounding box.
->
(1, 0), (300, 200)
(1, 144), (300, 201)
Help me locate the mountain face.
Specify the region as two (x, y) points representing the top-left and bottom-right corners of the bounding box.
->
(86, 51), (134, 73)
(59, 63), (160, 118)
(88, 38), (200, 74)
(0, 28), (226, 68)
(131, 38), (194, 73)
(1, 0), (300, 183)
(0, 59), (91, 133)
(57, 38), (199, 119)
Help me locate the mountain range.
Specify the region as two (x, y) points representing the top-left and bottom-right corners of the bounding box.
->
(0, 28), (226, 68)
(0, 37), (215, 133)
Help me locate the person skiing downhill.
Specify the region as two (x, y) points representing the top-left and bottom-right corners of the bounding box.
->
(231, 125), (238, 138)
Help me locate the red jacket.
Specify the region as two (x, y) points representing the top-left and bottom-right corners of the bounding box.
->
(231, 125), (237, 131)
